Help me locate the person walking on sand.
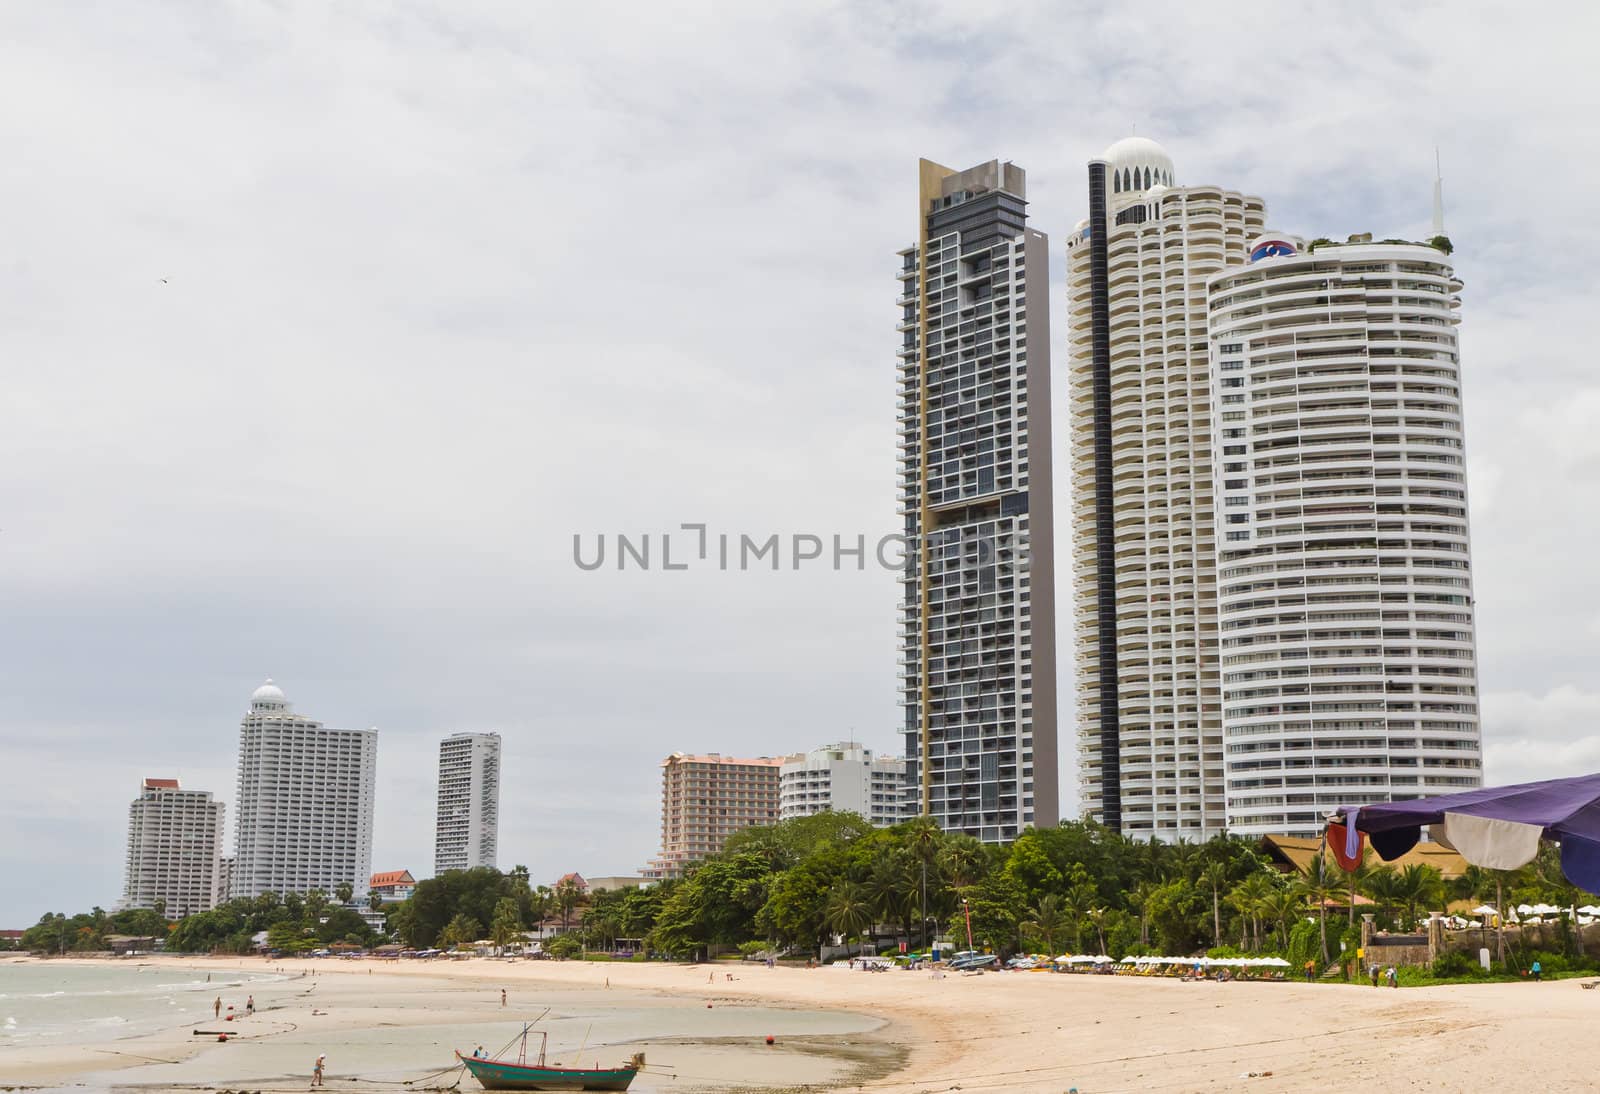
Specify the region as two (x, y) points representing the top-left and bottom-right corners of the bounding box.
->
(1368, 963), (1379, 988)
(312, 1053), (326, 1086)
(214, 996), (221, 1018)
(1532, 959), (1543, 982)
(501, 988), (507, 1007)
(1386, 966), (1398, 988)
(246, 995), (255, 1016)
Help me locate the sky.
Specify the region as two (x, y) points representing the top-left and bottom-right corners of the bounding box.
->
(2, 2), (1598, 926)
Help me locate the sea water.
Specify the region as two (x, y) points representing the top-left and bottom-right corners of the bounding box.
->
(0, 961), (289, 1044)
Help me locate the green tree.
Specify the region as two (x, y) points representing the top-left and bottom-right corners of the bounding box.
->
(1022, 893), (1066, 955)
(335, 881), (355, 906)
(825, 881), (871, 956)
(439, 912), (483, 949)
(491, 897), (522, 953)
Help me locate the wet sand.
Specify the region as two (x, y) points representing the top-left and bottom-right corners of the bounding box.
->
(5, 953), (1599, 1092)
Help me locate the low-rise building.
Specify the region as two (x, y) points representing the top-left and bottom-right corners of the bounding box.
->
(779, 742), (909, 827)
(369, 869), (417, 902)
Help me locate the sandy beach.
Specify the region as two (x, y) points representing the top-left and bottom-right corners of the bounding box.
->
(3, 953), (1597, 1092)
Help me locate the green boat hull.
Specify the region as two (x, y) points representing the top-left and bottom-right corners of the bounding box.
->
(457, 1051), (640, 1091)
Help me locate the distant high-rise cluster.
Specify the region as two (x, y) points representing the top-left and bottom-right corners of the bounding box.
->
(435, 732), (501, 873)
(1064, 138), (1483, 838)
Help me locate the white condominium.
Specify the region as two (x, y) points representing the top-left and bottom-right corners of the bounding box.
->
(778, 742), (909, 827)
(231, 680), (377, 899)
(641, 752), (781, 879)
(1207, 235), (1483, 836)
(119, 777), (225, 918)
(435, 732), (501, 873)
(1066, 137), (1266, 839)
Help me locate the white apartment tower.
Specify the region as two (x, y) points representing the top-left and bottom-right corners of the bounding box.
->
(231, 680), (377, 899)
(434, 732), (501, 874)
(896, 158), (1059, 843)
(1206, 235), (1484, 835)
(118, 777), (225, 918)
(778, 742), (909, 827)
(1066, 137), (1266, 839)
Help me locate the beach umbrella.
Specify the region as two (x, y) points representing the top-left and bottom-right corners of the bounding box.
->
(1333, 773), (1600, 892)
(1471, 905), (1499, 917)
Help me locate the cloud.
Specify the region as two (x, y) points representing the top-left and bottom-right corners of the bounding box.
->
(2, 2), (1599, 922)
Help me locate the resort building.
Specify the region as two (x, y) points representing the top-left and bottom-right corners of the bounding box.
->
(368, 869), (416, 902)
(118, 777), (225, 919)
(231, 679), (378, 900)
(896, 157), (1059, 844)
(1206, 235), (1483, 836)
(216, 855), (234, 904)
(640, 753), (781, 879)
(434, 732), (501, 874)
(1065, 137), (1266, 839)
(778, 741), (910, 826)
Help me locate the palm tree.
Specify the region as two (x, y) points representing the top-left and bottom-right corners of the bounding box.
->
(1336, 848), (1375, 928)
(1199, 862), (1229, 946)
(825, 881), (871, 957)
(1128, 881), (1156, 947)
(1293, 856), (1336, 963)
(1396, 864), (1444, 931)
(938, 834), (988, 891)
(907, 818), (942, 948)
(1362, 867), (1404, 927)
(1227, 873), (1275, 951)
(1023, 893), (1066, 955)
(368, 891), (385, 914)
(335, 881), (355, 906)
(1087, 907), (1110, 955)
(1062, 882), (1098, 952)
(1259, 886), (1304, 951)
(554, 878), (583, 934)
(863, 851), (908, 955)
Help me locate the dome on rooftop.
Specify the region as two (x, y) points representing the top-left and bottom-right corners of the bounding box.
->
(251, 678), (288, 709)
(1102, 136), (1176, 197)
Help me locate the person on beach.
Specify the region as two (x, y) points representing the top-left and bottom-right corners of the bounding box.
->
(1532, 960), (1543, 982)
(246, 995), (255, 1015)
(312, 1053), (326, 1086)
(1386, 966), (1398, 988)
(501, 988), (507, 1007)
(214, 996), (221, 1018)
(473, 1045), (487, 1059)
(1369, 964), (1379, 987)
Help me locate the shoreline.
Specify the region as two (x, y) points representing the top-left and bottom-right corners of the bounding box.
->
(6, 952), (1600, 1091)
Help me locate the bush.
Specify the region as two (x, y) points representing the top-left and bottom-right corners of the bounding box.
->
(1431, 951), (1484, 979)
(545, 935), (582, 960)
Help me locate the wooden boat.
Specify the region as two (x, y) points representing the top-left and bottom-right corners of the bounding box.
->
(456, 1028), (644, 1092)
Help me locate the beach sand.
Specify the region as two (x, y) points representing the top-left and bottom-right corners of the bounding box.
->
(3, 954), (1596, 1092)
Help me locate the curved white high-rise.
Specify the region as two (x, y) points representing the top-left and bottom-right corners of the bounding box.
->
(1207, 238), (1484, 837)
(1066, 138), (1265, 839)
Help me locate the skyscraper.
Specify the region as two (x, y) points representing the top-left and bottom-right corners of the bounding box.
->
(1066, 137), (1266, 839)
(118, 777), (225, 918)
(434, 732), (501, 874)
(1206, 234), (1484, 835)
(231, 680), (377, 899)
(897, 158), (1058, 843)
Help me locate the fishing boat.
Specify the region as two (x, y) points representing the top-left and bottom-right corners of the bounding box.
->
(456, 1027), (644, 1092)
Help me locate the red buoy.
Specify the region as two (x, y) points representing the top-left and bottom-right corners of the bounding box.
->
(765, 1035), (775, 1045)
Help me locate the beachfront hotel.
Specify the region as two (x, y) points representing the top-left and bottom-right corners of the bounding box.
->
(117, 777), (225, 918)
(1206, 235), (1484, 836)
(778, 742), (910, 827)
(896, 158), (1059, 844)
(434, 731), (501, 874)
(640, 752), (781, 879)
(230, 679), (378, 899)
(1065, 137), (1266, 839)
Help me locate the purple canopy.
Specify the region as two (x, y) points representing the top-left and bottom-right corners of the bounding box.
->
(1341, 773), (1600, 894)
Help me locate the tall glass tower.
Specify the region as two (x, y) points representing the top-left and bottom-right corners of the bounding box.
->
(896, 158), (1058, 842)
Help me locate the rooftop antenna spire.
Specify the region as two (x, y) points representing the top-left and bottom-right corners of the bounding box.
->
(1431, 147), (1445, 237)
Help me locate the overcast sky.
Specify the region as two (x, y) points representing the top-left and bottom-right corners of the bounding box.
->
(3, 2), (1597, 926)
